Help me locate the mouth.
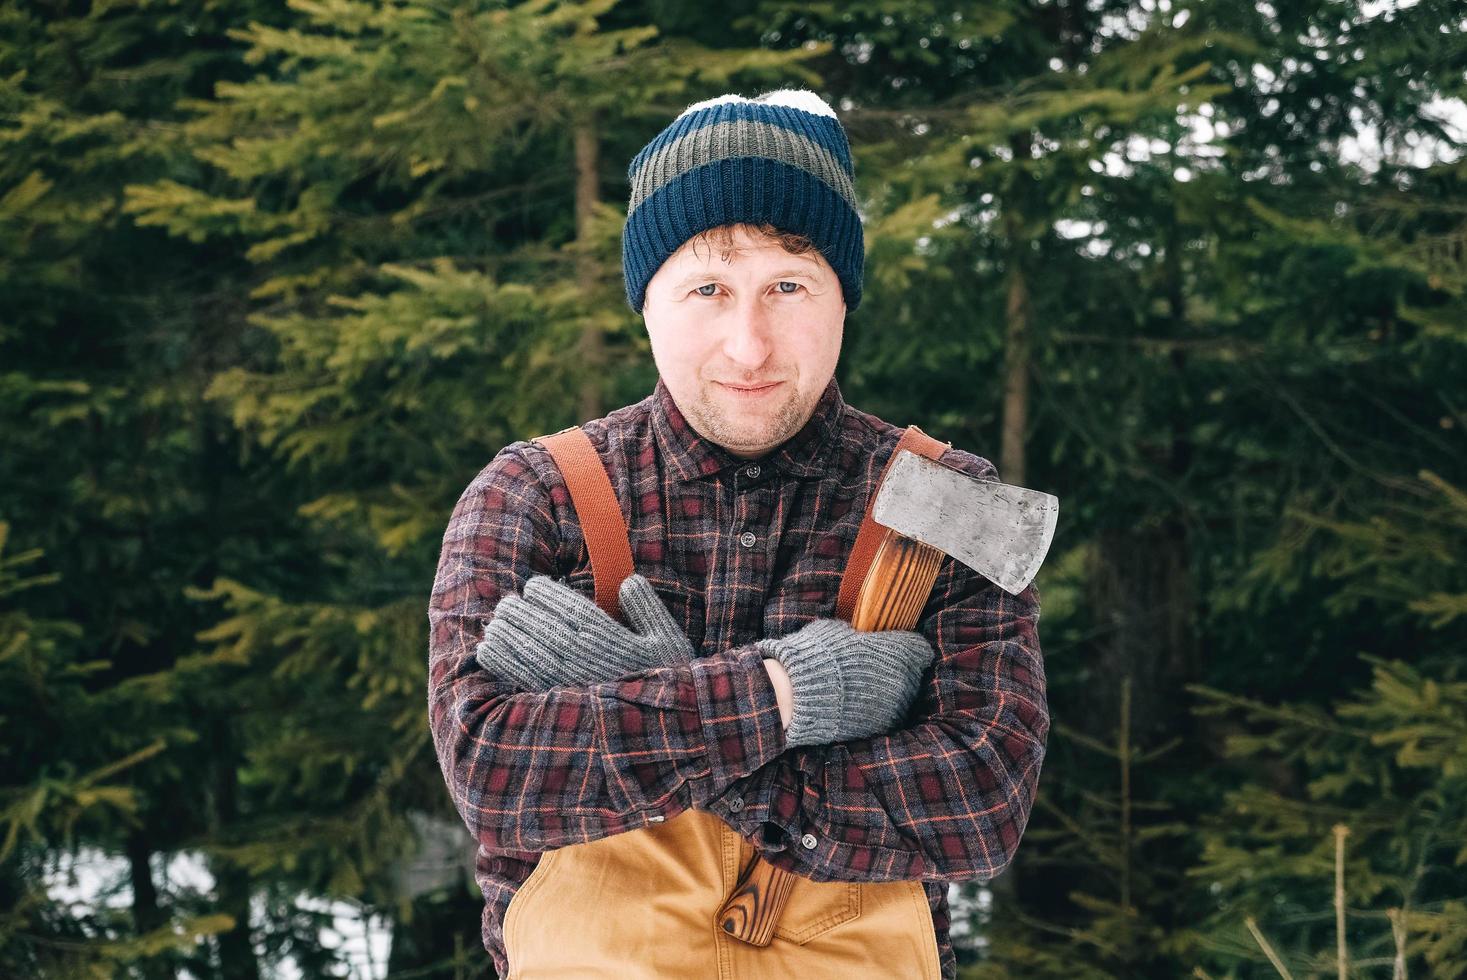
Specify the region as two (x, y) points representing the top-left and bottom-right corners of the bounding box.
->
(716, 381), (783, 396)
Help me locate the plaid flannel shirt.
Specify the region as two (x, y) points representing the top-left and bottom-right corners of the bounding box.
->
(427, 377), (1048, 979)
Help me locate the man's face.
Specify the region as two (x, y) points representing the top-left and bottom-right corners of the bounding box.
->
(642, 224), (846, 460)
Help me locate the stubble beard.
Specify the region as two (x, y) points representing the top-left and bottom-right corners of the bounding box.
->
(684, 380), (814, 457)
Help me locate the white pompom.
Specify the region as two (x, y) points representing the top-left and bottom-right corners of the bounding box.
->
(754, 88), (837, 118)
(675, 88), (838, 121)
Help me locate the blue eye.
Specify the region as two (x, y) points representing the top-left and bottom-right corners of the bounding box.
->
(692, 281), (803, 297)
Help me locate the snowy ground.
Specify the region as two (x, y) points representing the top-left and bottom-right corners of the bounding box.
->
(44, 848), (391, 979)
(45, 846), (992, 977)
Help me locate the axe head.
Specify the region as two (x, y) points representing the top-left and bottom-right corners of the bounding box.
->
(872, 450), (1059, 595)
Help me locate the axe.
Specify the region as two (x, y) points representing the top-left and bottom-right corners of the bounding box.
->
(716, 450), (1059, 945)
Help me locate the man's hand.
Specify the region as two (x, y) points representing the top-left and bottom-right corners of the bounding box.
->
(762, 659), (795, 730)
(475, 574), (694, 691)
(757, 620), (935, 747)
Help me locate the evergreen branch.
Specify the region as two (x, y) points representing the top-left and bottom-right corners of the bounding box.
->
(1245, 916), (1297, 980)
(1187, 684), (1372, 740)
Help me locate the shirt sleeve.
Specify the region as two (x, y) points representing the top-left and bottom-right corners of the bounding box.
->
(427, 444), (787, 853)
(700, 450), (1049, 883)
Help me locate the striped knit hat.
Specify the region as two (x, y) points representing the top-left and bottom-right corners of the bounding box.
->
(622, 89), (863, 314)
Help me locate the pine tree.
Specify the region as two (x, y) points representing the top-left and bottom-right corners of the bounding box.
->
(6, 0), (1463, 975)
(0, 521), (213, 977)
(125, 1), (832, 973)
(1190, 648), (1467, 976)
(747, 2), (1466, 975)
(1, 1), (315, 975)
(744, 4), (1244, 971)
(968, 678), (1195, 978)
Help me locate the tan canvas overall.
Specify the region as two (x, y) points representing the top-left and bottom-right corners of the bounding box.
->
(500, 426), (948, 979)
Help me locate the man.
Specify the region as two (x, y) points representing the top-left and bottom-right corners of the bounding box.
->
(428, 89), (1048, 979)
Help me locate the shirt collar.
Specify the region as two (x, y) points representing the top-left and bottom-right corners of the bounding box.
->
(650, 376), (846, 483)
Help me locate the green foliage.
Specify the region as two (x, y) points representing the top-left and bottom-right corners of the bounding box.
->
(3, 0), (1464, 976)
(0, 521), (169, 977)
(1189, 653), (1467, 977)
(971, 678), (1200, 976)
(1187, 405), (1466, 976)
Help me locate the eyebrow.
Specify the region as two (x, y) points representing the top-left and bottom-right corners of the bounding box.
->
(671, 268), (822, 291)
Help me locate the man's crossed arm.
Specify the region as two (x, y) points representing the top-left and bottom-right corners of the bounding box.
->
(426, 444), (1048, 883)
(476, 571), (934, 749)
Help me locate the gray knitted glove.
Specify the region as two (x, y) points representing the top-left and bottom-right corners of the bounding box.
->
(475, 574), (693, 691)
(757, 620), (936, 747)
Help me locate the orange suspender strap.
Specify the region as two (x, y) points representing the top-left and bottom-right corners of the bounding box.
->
(833, 425), (951, 623)
(535, 427), (635, 623)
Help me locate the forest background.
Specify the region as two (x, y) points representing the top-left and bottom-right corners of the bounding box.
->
(3, 0), (1465, 977)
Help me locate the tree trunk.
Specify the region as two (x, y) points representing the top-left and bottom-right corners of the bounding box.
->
(1086, 522), (1198, 745)
(1001, 258), (1032, 487)
(1079, 212), (1202, 740)
(989, 134), (1036, 929)
(574, 110), (605, 421)
(127, 829), (171, 980)
(1000, 132), (1034, 487)
(985, 315), (1029, 913)
(384, 878), (484, 979)
(212, 756), (261, 980)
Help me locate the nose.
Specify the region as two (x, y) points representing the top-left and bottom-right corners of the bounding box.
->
(721, 302), (774, 370)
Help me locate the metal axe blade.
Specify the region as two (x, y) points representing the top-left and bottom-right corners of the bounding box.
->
(872, 450), (1059, 595)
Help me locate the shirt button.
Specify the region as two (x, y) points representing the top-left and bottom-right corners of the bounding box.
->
(739, 531), (757, 548)
(728, 797), (744, 813)
(801, 833), (818, 850)
(745, 465), (761, 479)
(648, 814), (665, 823)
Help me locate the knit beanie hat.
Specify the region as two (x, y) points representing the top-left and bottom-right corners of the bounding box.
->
(621, 88), (864, 314)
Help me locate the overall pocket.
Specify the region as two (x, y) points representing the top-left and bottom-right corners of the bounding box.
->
(771, 873), (862, 945)
(725, 846), (863, 946)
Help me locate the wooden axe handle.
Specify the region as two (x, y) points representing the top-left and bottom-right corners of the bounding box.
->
(718, 845), (799, 945)
(715, 528), (944, 945)
(848, 530), (946, 632)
